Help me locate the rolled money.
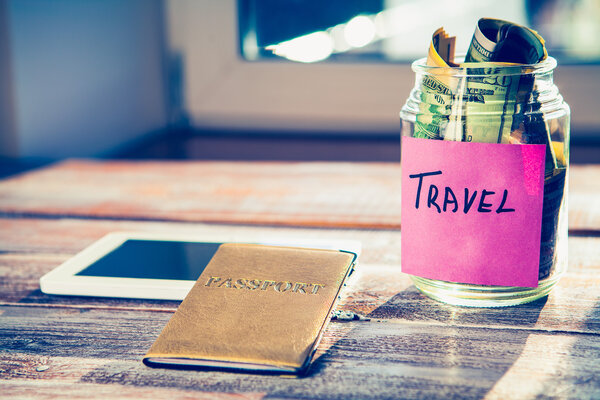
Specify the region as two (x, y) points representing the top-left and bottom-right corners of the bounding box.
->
(414, 28), (457, 140)
(417, 25), (527, 144)
(464, 18), (557, 176)
(465, 18), (547, 64)
(463, 20), (523, 144)
(464, 18), (564, 280)
(492, 24), (546, 64)
(464, 19), (506, 63)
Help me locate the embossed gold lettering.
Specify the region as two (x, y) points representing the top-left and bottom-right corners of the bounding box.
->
(246, 279), (261, 290)
(260, 280), (275, 290)
(218, 278), (234, 288)
(311, 284), (325, 294)
(205, 277), (221, 287)
(235, 279), (247, 289)
(206, 277), (325, 295)
(292, 282), (308, 293)
(274, 281), (293, 292)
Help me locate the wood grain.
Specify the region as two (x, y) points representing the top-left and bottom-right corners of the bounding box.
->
(1, 218), (599, 335)
(1, 306), (600, 400)
(569, 164), (600, 233)
(0, 160), (597, 230)
(1, 159), (599, 398)
(0, 160), (401, 229)
(0, 217), (401, 265)
(3, 381), (265, 400)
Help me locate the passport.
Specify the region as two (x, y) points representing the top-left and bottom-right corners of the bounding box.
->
(143, 243), (357, 374)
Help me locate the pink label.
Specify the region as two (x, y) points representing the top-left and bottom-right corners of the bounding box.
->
(401, 136), (546, 287)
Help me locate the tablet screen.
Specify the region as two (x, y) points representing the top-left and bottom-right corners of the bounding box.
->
(75, 240), (222, 280)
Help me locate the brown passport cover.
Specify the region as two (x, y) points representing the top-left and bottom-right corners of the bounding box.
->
(143, 243), (356, 374)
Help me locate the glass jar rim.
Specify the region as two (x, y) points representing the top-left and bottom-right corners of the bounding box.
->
(411, 54), (557, 77)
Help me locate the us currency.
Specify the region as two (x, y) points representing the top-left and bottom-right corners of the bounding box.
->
(465, 18), (547, 64)
(415, 22), (540, 144)
(464, 18), (558, 177)
(465, 18), (564, 279)
(462, 19), (546, 144)
(417, 20), (552, 148)
(414, 28), (457, 140)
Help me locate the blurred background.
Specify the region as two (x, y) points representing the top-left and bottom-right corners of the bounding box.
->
(1, 0), (599, 176)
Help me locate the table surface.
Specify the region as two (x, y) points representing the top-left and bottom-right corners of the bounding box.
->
(1, 160), (599, 399)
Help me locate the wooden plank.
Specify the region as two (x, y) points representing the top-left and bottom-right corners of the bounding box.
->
(0, 217), (401, 311)
(2, 254), (600, 335)
(1, 218), (599, 334)
(0, 160), (401, 229)
(3, 380), (265, 400)
(569, 164), (600, 233)
(0, 160), (597, 230)
(0, 217), (401, 264)
(1, 305), (599, 399)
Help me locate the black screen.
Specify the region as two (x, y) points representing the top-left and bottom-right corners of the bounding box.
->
(75, 240), (222, 280)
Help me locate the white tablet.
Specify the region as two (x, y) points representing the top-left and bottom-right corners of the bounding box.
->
(39, 232), (361, 300)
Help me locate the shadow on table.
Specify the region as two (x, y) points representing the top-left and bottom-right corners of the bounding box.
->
(307, 283), (600, 398)
(5, 285), (599, 399)
(305, 286), (550, 398)
(75, 289), (550, 400)
(365, 284), (550, 326)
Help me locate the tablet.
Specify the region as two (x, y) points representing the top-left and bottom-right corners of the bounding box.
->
(39, 232), (361, 300)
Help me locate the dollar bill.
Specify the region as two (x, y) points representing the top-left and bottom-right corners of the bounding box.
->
(416, 23), (541, 144)
(414, 28), (458, 140)
(464, 19), (533, 144)
(461, 68), (521, 144)
(463, 18), (565, 280)
(464, 18), (503, 63)
(464, 18), (558, 176)
(465, 18), (547, 64)
(417, 21), (557, 153)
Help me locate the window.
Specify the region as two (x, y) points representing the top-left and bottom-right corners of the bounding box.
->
(168, 0), (600, 137)
(240, 0), (600, 64)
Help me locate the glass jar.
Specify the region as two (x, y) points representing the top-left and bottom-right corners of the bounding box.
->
(400, 56), (569, 307)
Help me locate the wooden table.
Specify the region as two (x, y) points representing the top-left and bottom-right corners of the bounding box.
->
(1, 160), (599, 399)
